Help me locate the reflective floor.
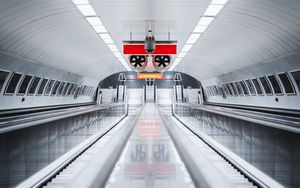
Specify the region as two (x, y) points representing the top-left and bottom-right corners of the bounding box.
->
(105, 103), (195, 188)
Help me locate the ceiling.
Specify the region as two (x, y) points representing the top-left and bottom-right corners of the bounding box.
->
(0, 0), (299, 81)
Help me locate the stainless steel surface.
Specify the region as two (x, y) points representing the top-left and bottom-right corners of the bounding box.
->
(167, 115), (261, 188)
(177, 103), (300, 133)
(200, 54), (300, 110)
(41, 116), (132, 188)
(0, 104), (124, 134)
(18, 116), (127, 188)
(0, 104), (126, 187)
(174, 104), (300, 188)
(105, 104), (195, 188)
(0, 57), (98, 110)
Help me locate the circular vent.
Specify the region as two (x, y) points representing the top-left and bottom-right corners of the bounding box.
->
(129, 55), (147, 70)
(153, 55), (171, 71)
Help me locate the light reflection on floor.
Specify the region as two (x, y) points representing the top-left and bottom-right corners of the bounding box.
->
(105, 104), (195, 188)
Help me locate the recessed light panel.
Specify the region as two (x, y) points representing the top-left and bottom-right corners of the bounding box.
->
(72, 0), (131, 70)
(169, 0), (228, 71)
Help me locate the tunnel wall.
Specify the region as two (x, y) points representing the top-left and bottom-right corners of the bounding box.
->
(0, 52), (98, 110)
(201, 52), (300, 110)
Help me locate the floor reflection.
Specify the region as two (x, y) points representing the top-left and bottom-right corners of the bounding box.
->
(106, 104), (194, 188)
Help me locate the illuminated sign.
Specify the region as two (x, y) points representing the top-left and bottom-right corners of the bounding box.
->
(123, 43), (177, 55)
(138, 73), (163, 79)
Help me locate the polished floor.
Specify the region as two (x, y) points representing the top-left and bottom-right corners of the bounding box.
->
(105, 103), (195, 188)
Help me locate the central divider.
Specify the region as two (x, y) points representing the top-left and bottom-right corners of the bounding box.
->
(104, 103), (195, 188)
(59, 108), (143, 188)
(158, 107), (233, 188)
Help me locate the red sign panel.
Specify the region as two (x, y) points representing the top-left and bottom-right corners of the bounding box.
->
(123, 44), (177, 55)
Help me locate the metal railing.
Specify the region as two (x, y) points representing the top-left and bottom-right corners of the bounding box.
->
(172, 103), (290, 188)
(0, 103), (127, 188)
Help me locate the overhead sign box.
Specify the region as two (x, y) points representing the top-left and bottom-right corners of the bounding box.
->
(123, 43), (177, 55)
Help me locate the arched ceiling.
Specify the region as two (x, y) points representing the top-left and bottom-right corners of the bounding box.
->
(176, 0), (300, 80)
(0, 0), (299, 81)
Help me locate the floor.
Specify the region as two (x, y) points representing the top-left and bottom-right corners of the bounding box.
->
(105, 103), (195, 188)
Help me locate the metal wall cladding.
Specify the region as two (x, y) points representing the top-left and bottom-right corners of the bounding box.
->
(175, 106), (300, 188)
(201, 52), (300, 110)
(0, 108), (124, 187)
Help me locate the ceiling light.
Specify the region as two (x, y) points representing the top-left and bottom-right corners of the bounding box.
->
(108, 44), (119, 52)
(114, 52), (122, 58)
(99, 33), (110, 39)
(102, 38), (114, 44)
(181, 44), (193, 52)
(72, 0), (89, 5)
(73, 0), (130, 70)
(211, 0), (228, 5)
(169, 66), (175, 71)
(197, 17), (215, 25)
(118, 58), (126, 64)
(193, 25), (208, 33)
(186, 34), (201, 44)
(173, 58), (182, 65)
(178, 52), (187, 58)
(170, 0), (228, 72)
(190, 33), (201, 39)
(186, 37), (198, 44)
(92, 25), (107, 33)
(86, 17), (102, 25)
(99, 33), (114, 43)
(204, 5), (224, 16)
(76, 4), (96, 16)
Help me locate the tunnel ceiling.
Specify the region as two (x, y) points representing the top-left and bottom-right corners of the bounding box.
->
(0, 0), (299, 81)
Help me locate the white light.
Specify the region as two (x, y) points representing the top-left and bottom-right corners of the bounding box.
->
(178, 52), (187, 58)
(186, 33), (202, 44)
(113, 52), (122, 58)
(72, 0), (89, 5)
(204, 5), (224, 16)
(186, 37), (198, 44)
(92, 25), (107, 33)
(197, 17), (215, 25)
(211, 0), (228, 5)
(193, 25), (209, 33)
(175, 58), (183, 63)
(86, 17), (102, 25)
(108, 44), (119, 52)
(118, 58), (126, 64)
(181, 44), (193, 52)
(73, 0), (132, 71)
(171, 0), (228, 71)
(99, 33), (110, 39)
(103, 38), (114, 44)
(190, 33), (201, 39)
(99, 33), (114, 44)
(76, 4), (96, 16)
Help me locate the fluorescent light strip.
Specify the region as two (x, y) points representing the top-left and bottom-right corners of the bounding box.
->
(169, 0), (228, 71)
(77, 4), (96, 16)
(92, 25), (107, 33)
(204, 5), (224, 16)
(86, 17), (103, 25)
(72, 0), (131, 71)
